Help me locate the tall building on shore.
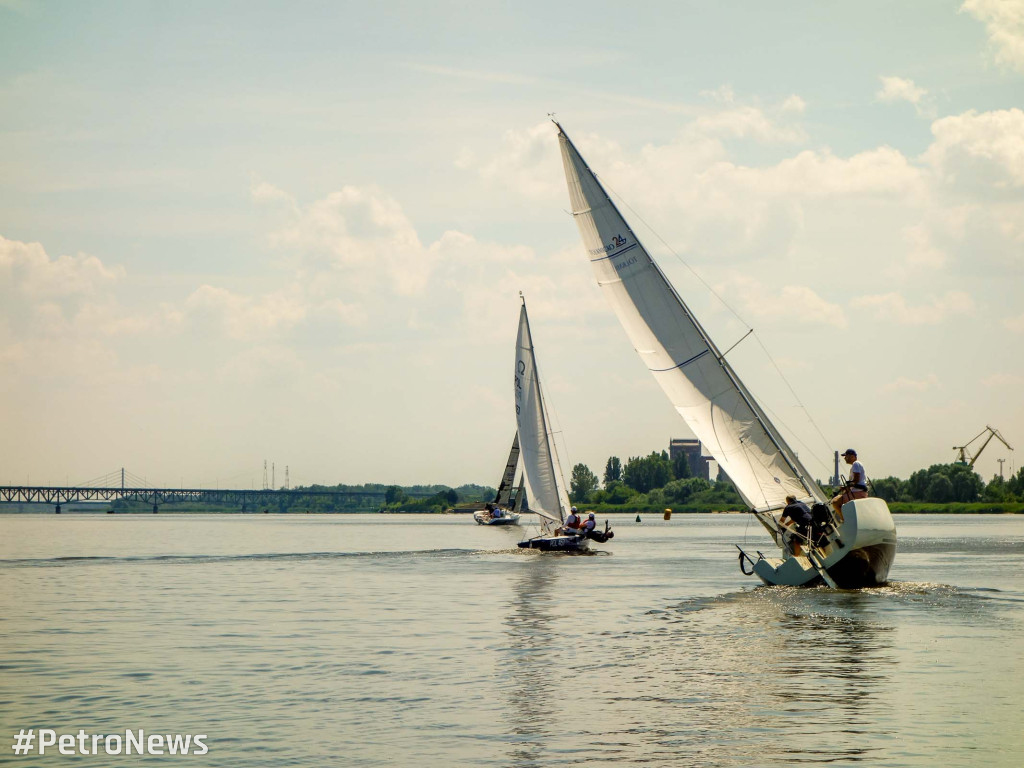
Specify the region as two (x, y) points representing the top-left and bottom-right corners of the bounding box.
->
(668, 438), (714, 481)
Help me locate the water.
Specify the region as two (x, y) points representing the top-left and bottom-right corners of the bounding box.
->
(2, 513), (1022, 766)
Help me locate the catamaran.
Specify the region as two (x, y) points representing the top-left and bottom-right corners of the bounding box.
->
(555, 122), (894, 587)
(514, 297), (612, 552)
(474, 433), (524, 526)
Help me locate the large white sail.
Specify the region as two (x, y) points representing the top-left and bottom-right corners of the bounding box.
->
(514, 302), (570, 532)
(557, 125), (826, 512)
(494, 433), (520, 507)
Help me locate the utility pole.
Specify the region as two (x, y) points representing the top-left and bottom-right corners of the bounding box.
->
(272, 462), (275, 490)
(263, 460), (268, 491)
(998, 458), (1006, 480)
(285, 466), (290, 490)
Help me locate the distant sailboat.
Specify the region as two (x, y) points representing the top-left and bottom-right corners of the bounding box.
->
(514, 297), (612, 551)
(474, 433), (523, 525)
(555, 122), (894, 586)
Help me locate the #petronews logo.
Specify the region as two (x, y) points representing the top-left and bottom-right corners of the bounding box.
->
(12, 728), (209, 756)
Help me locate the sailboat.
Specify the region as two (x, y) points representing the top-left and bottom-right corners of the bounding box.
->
(514, 297), (612, 552)
(555, 122), (895, 587)
(473, 433), (523, 525)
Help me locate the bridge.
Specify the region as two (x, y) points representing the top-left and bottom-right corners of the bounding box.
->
(0, 485), (420, 513)
(0, 469), (438, 513)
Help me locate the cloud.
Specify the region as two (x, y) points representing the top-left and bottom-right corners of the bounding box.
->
(876, 76), (935, 118)
(961, 0), (1024, 73)
(851, 291), (975, 324)
(0, 235), (124, 298)
(923, 108), (1024, 190)
(717, 274), (848, 329)
(252, 181), (439, 297)
(1005, 311), (1024, 332)
(883, 374), (941, 392)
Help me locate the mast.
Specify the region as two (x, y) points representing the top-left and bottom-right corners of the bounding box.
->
(520, 295), (567, 522)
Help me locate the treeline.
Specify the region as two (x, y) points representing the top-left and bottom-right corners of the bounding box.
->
(568, 452), (1024, 513)
(569, 451), (745, 513)
(871, 463), (1024, 504)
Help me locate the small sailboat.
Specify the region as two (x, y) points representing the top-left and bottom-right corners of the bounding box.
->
(474, 433), (523, 525)
(514, 297), (612, 552)
(555, 122), (894, 586)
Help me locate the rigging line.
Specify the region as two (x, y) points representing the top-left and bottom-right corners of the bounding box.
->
(597, 174), (834, 462)
(750, 332), (834, 459)
(757, 399), (834, 480)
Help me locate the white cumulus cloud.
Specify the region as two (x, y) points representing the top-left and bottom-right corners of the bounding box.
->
(851, 291), (975, 325)
(961, 0), (1024, 73)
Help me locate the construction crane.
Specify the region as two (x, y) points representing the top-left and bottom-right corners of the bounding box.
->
(953, 426), (1014, 467)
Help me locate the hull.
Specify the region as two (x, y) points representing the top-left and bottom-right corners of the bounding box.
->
(517, 534), (589, 552)
(473, 511), (520, 525)
(750, 497), (897, 588)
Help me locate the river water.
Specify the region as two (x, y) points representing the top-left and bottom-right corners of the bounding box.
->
(1, 513), (1021, 766)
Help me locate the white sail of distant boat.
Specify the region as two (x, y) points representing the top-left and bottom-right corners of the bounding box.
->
(514, 301), (570, 536)
(473, 433), (523, 526)
(555, 122), (892, 586)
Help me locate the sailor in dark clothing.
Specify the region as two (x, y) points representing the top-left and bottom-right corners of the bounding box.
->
(779, 495), (814, 556)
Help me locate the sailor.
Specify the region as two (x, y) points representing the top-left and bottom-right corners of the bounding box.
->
(831, 449), (868, 520)
(581, 512), (597, 534)
(492, 506), (503, 518)
(779, 495), (813, 556)
(564, 506), (581, 529)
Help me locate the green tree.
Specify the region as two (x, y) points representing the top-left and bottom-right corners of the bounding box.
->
(984, 475), (1008, 502)
(671, 451), (692, 479)
(623, 452), (674, 494)
(601, 480), (636, 504)
(925, 474), (954, 503)
(871, 476), (905, 503)
(603, 456), (622, 485)
(570, 463), (599, 502)
(384, 485), (407, 505)
(663, 477), (710, 504)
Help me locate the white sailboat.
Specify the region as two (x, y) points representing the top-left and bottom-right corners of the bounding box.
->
(514, 297), (612, 551)
(555, 122), (894, 587)
(474, 433), (523, 525)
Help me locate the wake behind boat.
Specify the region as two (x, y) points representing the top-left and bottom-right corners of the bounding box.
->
(555, 123), (894, 586)
(513, 296), (612, 552)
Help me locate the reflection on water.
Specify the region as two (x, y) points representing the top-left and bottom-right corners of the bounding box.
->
(2, 514), (1022, 767)
(502, 557), (560, 767)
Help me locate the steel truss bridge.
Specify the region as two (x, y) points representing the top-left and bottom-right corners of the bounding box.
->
(0, 486), (433, 513)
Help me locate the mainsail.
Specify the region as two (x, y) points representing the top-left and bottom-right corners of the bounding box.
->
(514, 301), (570, 532)
(556, 124), (826, 512)
(494, 433), (520, 507)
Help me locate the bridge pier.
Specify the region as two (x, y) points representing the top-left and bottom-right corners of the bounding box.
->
(55, 504), (61, 514)
(153, 504), (158, 514)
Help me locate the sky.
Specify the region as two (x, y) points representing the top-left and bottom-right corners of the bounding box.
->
(1, 0), (1022, 491)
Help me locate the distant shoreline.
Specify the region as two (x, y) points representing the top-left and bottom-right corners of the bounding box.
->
(1, 505), (1021, 516)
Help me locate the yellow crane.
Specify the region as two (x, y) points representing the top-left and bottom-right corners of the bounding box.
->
(953, 426), (1014, 467)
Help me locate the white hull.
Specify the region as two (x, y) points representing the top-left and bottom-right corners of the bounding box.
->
(473, 511), (521, 526)
(750, 498), (897, 588)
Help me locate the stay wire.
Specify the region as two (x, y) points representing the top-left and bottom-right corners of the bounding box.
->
(599, 175), (836, 473)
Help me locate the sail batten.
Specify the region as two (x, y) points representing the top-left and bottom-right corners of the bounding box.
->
(557, 125), (826, 511)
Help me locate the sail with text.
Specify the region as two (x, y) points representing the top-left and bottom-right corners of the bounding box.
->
(556, 124), (826, 512)
(514, 302), (570, 532)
